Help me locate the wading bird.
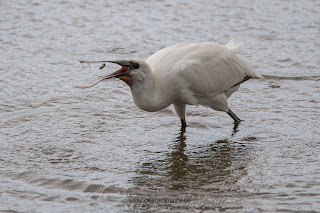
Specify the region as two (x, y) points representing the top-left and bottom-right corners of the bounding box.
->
(79, 39), (262, 129)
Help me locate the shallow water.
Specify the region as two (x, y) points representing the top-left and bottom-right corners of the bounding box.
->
(1, 0), (319, 212)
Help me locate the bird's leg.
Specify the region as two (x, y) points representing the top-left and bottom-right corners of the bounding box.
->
(232, 121), (239, 136)
(181, 119), (187, 130)
(174, 103), (187, 129)
(227, 109), (242, 123)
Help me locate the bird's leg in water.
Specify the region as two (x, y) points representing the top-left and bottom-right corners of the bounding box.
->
(227, 109), (242, 123)
(181, 119), (187, 129)
(232, 121), (239, 136)
(174, 103), (187, 129)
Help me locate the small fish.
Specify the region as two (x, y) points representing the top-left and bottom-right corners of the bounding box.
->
(99, 63), (106, 69)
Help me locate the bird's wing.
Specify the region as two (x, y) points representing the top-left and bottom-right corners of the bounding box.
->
(147, 42), (260, 98)
(174, 43), (259, 97)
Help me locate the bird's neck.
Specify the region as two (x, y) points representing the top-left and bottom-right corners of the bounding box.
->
(130, 71), (171, 112)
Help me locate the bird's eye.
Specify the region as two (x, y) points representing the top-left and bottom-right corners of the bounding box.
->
(131, 62), (139, 69)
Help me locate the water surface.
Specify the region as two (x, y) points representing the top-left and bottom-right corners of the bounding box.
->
(0, 0), (319, 212)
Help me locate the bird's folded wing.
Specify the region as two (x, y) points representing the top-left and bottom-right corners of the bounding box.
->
(177, 51), (250, 97)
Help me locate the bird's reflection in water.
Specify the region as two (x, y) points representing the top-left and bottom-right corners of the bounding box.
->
(166, 122), (242, 190)
(131, 122), (249, 192)
(166, 128), (188, 181)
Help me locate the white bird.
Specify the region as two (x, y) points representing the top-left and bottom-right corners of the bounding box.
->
(79, 39), (263, 128)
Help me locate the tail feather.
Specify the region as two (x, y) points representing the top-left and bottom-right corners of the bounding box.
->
(225, 38), (243, 53)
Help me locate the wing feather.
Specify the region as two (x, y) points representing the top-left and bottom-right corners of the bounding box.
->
(146, 42), (260, 98)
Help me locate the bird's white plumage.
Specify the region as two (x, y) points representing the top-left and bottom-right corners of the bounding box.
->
(130, 41), (262, 118)
(84, 40), (262, 126)
(146, 42), (260, 98)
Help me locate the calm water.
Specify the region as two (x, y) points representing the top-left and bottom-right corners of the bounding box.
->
(1, 0), (320, 212)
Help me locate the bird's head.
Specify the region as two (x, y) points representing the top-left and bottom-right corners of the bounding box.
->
(78, 59), (151, 88)
(103, 59), (139, 87)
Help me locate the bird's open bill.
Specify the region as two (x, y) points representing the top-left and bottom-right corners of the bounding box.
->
(76, 60), (130, 89)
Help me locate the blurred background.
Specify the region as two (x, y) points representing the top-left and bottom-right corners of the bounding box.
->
(0, 0), (319, 212)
